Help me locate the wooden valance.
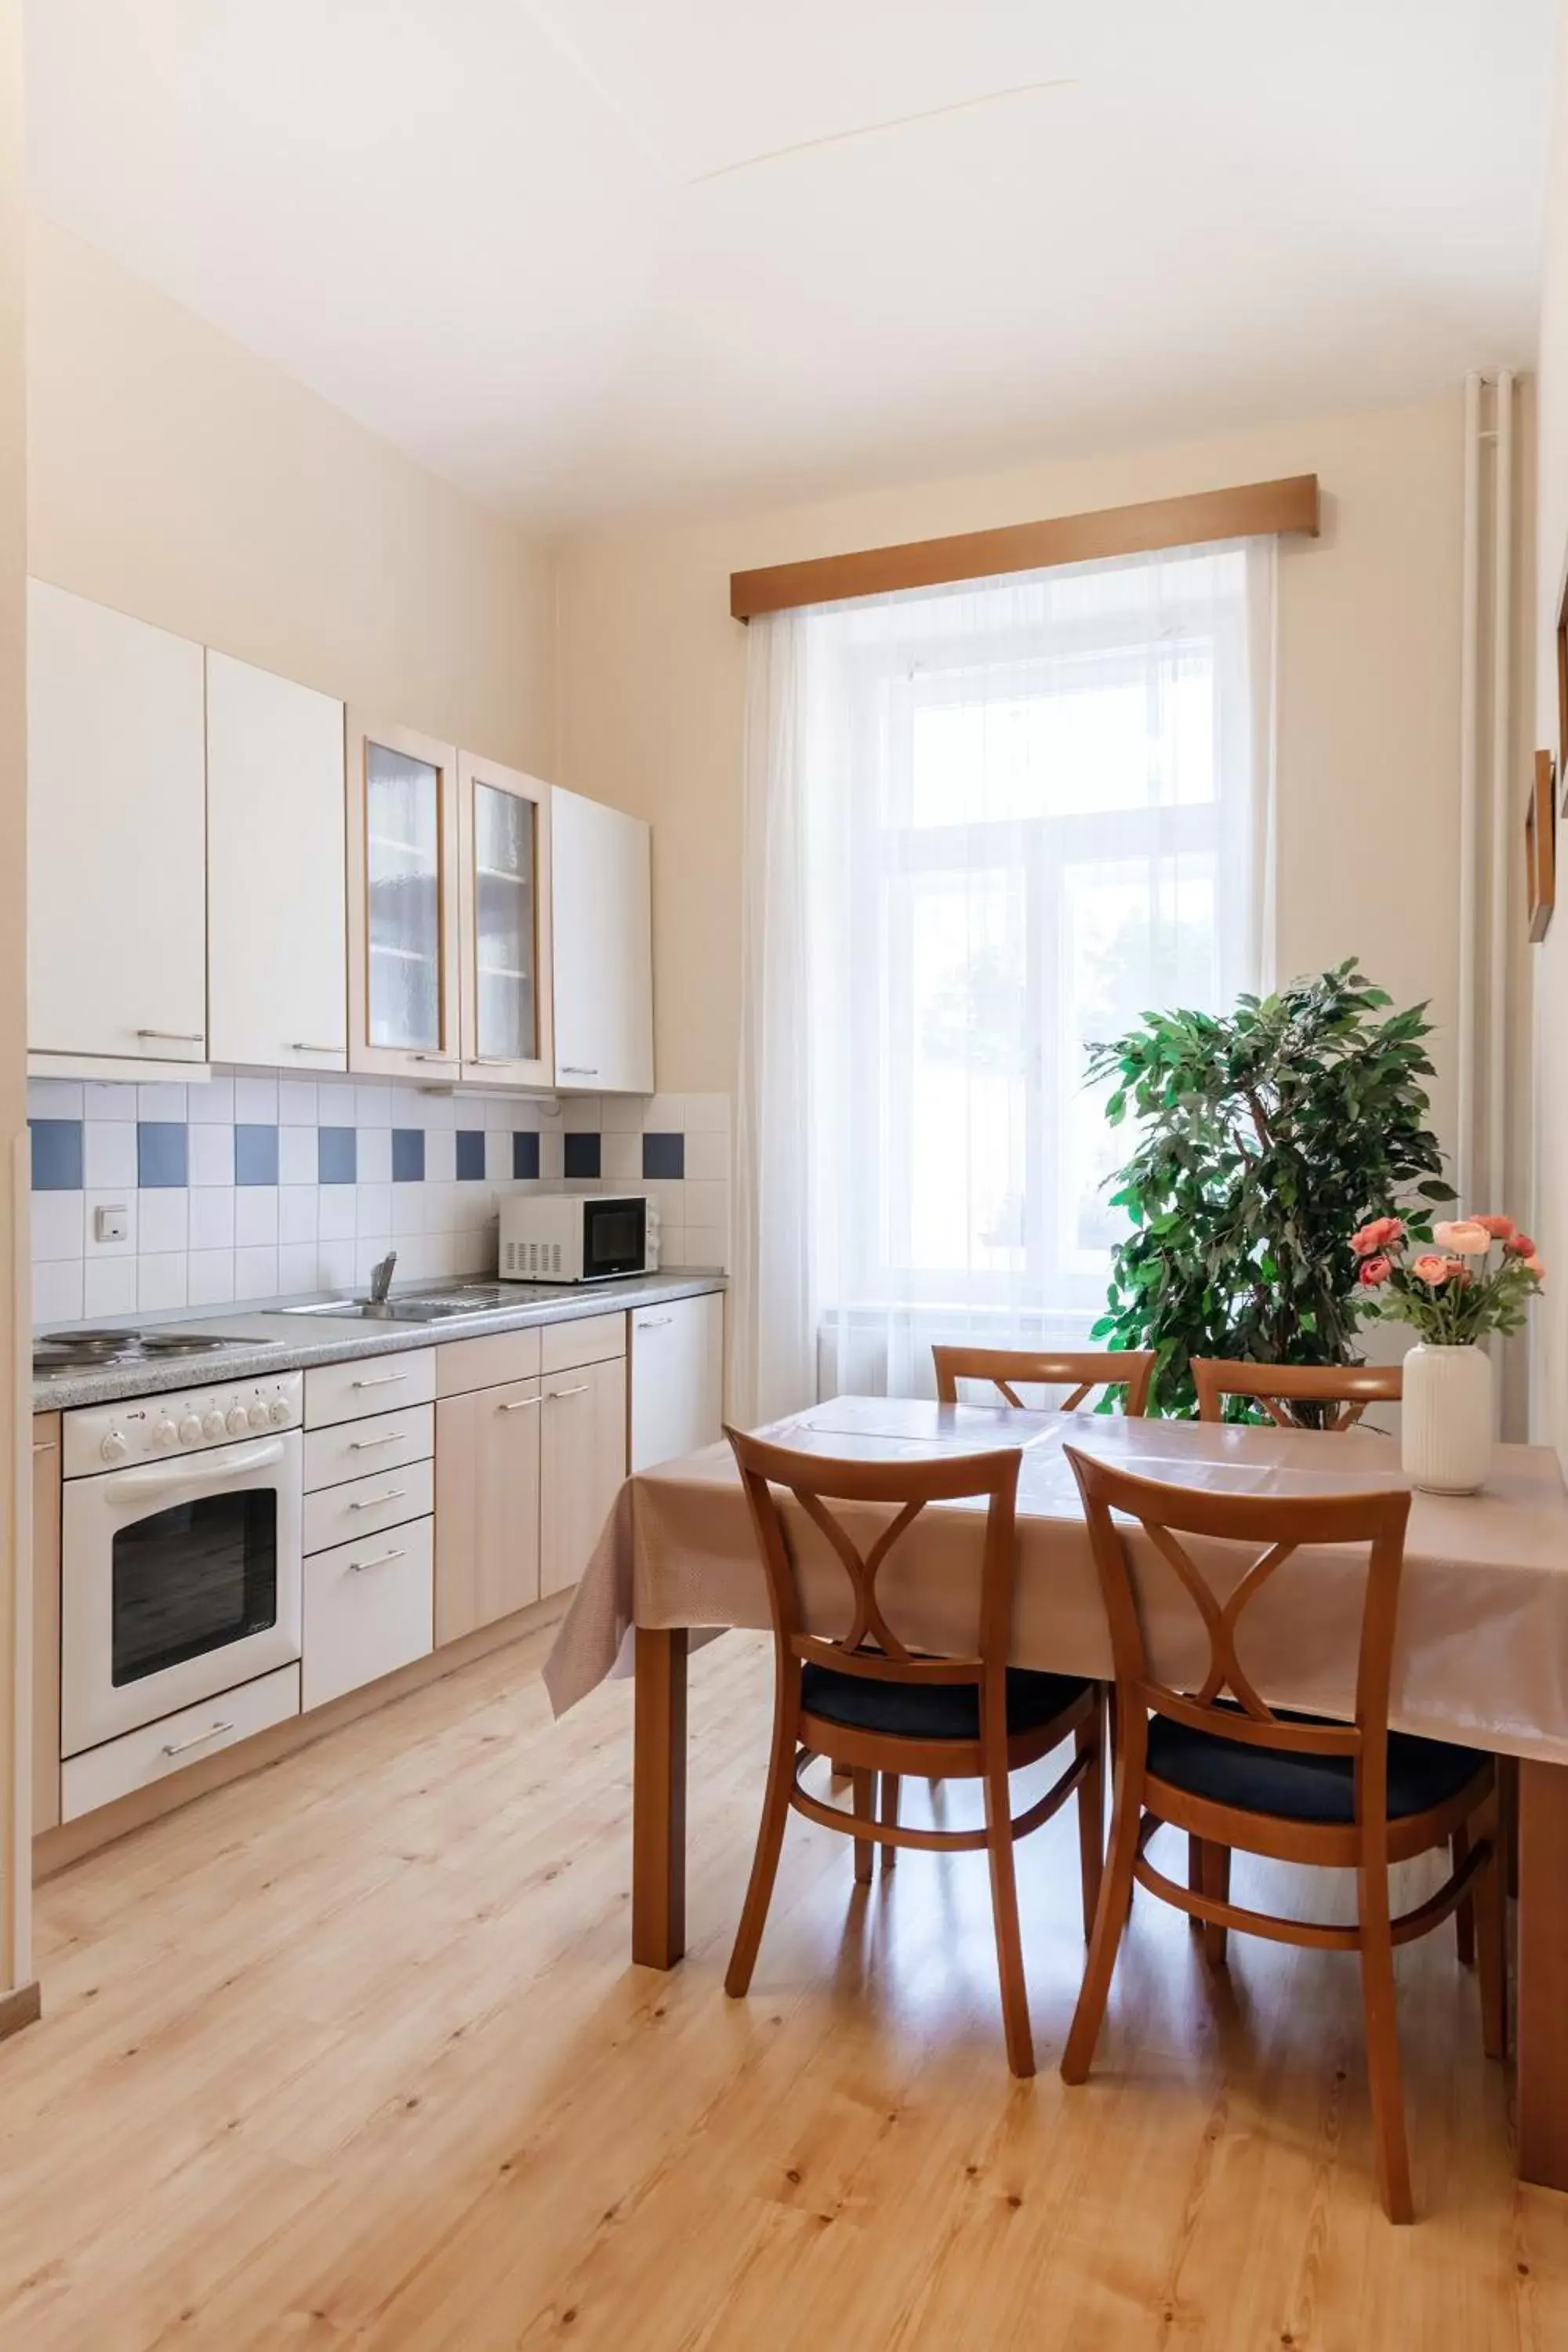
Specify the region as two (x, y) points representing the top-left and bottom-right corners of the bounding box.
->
(730, 474), (1319, 621)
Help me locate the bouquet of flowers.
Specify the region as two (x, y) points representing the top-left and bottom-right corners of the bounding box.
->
(1351, 1213), (1544, 1345)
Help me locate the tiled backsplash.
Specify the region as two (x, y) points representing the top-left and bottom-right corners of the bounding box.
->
(28, 1075), (731, 1326)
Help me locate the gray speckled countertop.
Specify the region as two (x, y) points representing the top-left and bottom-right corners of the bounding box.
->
(33, 1270), (728, 1414)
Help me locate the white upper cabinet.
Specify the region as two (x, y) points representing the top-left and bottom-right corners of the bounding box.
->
(457, 753), (553, 1090)
(207, 652), (347, 1072)
(550, 785), (653, 1095)
(345, 713), (461, 1079)
(28, 581), (208, 1070)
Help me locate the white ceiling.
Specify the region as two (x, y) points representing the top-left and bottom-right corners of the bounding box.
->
(24, 1), (1559, 530)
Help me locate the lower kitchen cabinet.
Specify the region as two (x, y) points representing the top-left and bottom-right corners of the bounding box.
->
(33, 1414), (61, 1835)
(303, 1517), (435, 1711)
(540, 1353), (626, 1599)
(434, 1374), (543, 1642)
(630, 1291), (724, 1472)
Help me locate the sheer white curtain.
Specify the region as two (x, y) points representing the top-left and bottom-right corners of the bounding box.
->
(732, 539), (1276, 1424)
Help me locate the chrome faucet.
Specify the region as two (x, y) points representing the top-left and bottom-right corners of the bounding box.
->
(368, 1249), (397, 1305)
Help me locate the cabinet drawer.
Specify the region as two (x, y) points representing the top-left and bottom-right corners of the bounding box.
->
(303, 1518), (434, 1711)
(304, 1455), (434, 1554)
(436, 1326), (543, 1398)
(303, 1403), (433, 1494)
(541, 1312), (626, 1374)
(60, 1665), (300, 1822)
(305, 1348), (436, 1429)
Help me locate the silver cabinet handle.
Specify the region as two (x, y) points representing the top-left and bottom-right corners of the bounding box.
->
(289, 1040), (341, 1054)
(351, 1371), (408, 1389)
(349, 1548), (406, 1574)
(637, 1316), (673, 1330)
(31, 1438), (57, 1454)
(470, 1055), (514, 1066)
(136, 1028), (204, 1044)
(348, 1487), (407, 1510)
(558, 1065), (598, 1076)
(499, 1396), (541, 1412)
(348, 1431), (402, 1451)
(411, 1052), (456, 1065)
(546, 1384), (588, 1400)
(162, 1719), (234, 1758)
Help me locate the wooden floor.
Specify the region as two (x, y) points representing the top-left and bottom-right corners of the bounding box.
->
(2, 1629), (1565, 2351)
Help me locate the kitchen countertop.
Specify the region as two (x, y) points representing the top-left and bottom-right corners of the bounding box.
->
(32, 1269), (728, 1414)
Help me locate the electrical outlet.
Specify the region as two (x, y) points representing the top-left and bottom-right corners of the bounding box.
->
(93, 1203), (129, 1246)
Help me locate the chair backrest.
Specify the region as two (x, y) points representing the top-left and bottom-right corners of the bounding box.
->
(726, 1425), (1022, 1693)
(932, 1345), (1154, 1417)
(1062, 1442), (1411, 1816)
(1192, 1356), (1403, 1432)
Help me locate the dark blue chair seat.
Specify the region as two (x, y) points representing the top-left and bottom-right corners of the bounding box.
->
(800, 1661), (1091, 1744)
(1147, 1707), (1482, 1825)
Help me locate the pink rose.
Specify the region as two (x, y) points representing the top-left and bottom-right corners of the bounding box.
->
(1411, 1254), (1451, 1285)
(1473, 1214), (1515, 1239)
(1351, 1216), (1405, 1257)
(1443, 1258), (1474, 1287)
(1356, 1254), (1392, 1287)
(1507, 1232), (1538, 1258)
(1433, 1219), (1491, 1255)
(1525, 1255), (1545, 1279)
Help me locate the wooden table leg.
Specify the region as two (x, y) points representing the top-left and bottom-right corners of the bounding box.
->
(632, 1628), (688, 1969)
(1516, 1757), (1568, 2190)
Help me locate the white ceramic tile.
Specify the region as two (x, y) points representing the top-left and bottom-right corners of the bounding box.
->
(278, 1243), (321, 1294)
(234, 1075), (278, 1123)
(83, 1081), (138, 1122)
(391, 1185), (426, 1238)
(354, 1081), (393, 1126)
(28, 1077), (83, 1119)
(643, 1093), (685, 1132)
(138, 1189), (190, 1254)
(189, 1188), (236, 1251)
(354, 1235), (394, 1284)
(84, 1122), (137, 1188)
(83, 1258), (138, 1318)
(187, 1250), (238, 1307)
(683, 1178), (728, 1228)
(316, 1080), (357, 1127)
(484, 1130), (513, 1182)
(318, 1240), (356, 1290)
(137, 1253), (188, 1311)
(683, 1093), (731, 1134)
(187, 1075), (235, 1123)
(356, 1182), (393, 1237)
(427, 1232), (464, 1278)
(454, 1226), (494, 1276)
(600, 1094), (646, 1134)
(652, 1218), (684, 1272)
(419, 1091), (456, 1131)
(506, 1096), (544, 1131)
(138, 1081), (187, 1123)
(277, 1079), (318, 1125)
(31, 1191), (85, 1262)
(483, 1093), (516, 1131)
(424, 1128), (457, 1183)
(600, 1131), (641, 1185)
(278, 1125), (318, 1185)
(34, 1260), (85, 1325)
(187, 1123), (235, 1187)
(278, 1186), (318, 1244)
(234, 1244), (280, 1298)
(234, 1186), (278, 1246)
(318, 1186), (357, 1242)
(647, 1180), (685, 1226)
(83, 1191), (136, 1258)
(358, 1127), (392, 1184)
(537, 1129), (564, 1181)
(683, 1130), (730, 1182)
(392, 1234), (440, 1282)
(683, 1223), (728, 1272)
(562, 1094), (601, 1127)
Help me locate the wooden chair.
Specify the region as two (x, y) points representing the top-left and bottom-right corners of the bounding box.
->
(1193, 1356), (1402, 1432)
(724, 1427), (1105, 2077)
(1058, 1443), (1505, 2223)
(933, 1345), (1155, 1417)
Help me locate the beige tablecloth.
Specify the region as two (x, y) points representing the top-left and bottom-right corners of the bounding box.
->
(543, 1399), (1568, 1766)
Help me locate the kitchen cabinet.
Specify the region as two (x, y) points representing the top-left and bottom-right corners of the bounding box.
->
(551, 785), (654, 1094)
(33, 1415), (61, 1838)
(345, 713), (461, 1079)
(434, 1374), (544, 1641)
(207, 652), (347, 1072)
(27, 580), (208, 1074)
(540, 1352), (627, 1598)
(303, 1521), (435, 1711)
(630, 1292), (724, 1472)
(458, 753), (553, 1089)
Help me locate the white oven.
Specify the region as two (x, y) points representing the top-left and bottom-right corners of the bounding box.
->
(60, 1372), (304, 1758)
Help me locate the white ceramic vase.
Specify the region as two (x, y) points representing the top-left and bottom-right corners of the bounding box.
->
(1400, 1341), (1493, 1494)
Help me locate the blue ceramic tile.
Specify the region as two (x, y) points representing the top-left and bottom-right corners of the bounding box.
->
(456, 1129), (486, 1181)
(392, 1127), (426, 1182)
(234, 1123), (279, 1186)
(318, 1126), (357, 1185)
(564, 1131), (601, 1181)
(138, 1120), (189, 1189)
(642, 1131), (684, 1180)
(30, 1119), (84, 1192)
(512, 1131), (540, 1180)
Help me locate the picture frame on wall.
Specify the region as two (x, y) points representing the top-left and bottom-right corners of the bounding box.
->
(1527, 747), (1556, 944)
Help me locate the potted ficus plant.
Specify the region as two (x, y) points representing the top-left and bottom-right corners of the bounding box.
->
(1352, 1214), (1544, 1492)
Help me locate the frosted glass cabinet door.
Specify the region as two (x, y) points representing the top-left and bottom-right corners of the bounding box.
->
(457, 753), (554, 1089)
(346, 715), (459, 1076)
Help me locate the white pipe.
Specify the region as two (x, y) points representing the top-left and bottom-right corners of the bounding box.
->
(1488, 370), (1514, 1211)
(1457, 371), (1482, 1210)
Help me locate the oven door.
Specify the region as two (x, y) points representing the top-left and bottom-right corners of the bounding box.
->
(580, 1193), (648, 1280)
(60, 1432), (303, 1756)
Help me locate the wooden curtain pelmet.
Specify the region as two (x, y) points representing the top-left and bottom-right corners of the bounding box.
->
(729, 473), (1319, 620)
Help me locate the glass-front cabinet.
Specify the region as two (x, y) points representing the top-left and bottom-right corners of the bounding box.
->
(346, 716), (461, 1076)
(457, 753), (554, 1087)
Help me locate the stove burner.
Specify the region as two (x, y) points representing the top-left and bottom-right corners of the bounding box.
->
(33, 1328), (253, 1376)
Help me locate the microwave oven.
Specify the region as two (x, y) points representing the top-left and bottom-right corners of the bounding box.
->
(499, 1189), (655, 1283)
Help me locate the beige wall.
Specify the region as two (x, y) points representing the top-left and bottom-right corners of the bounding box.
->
(557, 399), (1471, 1159)
(27, 217), (555, 771)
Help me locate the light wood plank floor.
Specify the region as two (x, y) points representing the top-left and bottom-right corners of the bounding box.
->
(2, 1627), (1565, 2350)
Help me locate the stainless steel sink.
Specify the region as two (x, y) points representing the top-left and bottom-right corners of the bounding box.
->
(281, 1283), (556, 1323)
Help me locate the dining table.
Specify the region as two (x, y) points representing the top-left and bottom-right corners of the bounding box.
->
(543, 1396), (1568, 2195)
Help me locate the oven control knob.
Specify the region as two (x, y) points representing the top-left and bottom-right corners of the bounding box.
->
(226, 1406), (250, 1438)
(179, 1414), (203, 1445)
(267, 1398), (291, 1428)
(247, 1401), (270, 1432)
(100, 1430), (128, 1465)
(154, 1417), (179, 1450)
(202, 1410), (227, 1440)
